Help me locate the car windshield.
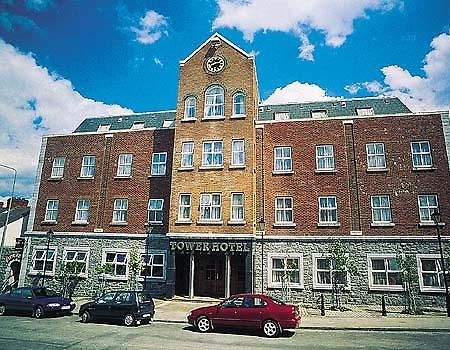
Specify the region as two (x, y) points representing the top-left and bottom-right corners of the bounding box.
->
(33, 288), (59, 298)
(268, 295), (286, 306)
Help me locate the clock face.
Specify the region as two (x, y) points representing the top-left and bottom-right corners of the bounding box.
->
(205, 56), (225, 73)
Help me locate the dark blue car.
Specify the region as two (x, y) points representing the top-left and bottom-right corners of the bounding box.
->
(0, 286), (75, 318)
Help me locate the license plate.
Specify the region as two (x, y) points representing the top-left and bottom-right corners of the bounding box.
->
(61, 306), (70, 310)
(142, 314), (151, 318)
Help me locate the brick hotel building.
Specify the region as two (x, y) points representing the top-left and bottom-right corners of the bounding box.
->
(19, 34), (450, 307)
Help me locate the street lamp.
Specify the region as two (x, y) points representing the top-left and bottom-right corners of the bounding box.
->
(431, 211), (450, 317)
(0, 164), (17, 266)
(41, 229), (54, 286)
(257, 219), (265, 294)
(144, 224), (153, 292)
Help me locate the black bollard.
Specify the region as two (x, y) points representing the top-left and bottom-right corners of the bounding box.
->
(320, 293), (325, 316)
(382, 295), (387, 316)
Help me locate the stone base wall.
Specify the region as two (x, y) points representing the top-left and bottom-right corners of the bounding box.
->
(253, 237), (449, 309)
(20, 234), (174, 299)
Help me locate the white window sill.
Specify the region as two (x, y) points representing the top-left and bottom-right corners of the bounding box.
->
(268, 283), (304, 290)
(197, 220), (223, 225)
(366, 168), (389, 173)
(315, 169), (337, 174)
(199, 165), (224, 170)
(29, 271), (55, 277)
(229, 165), (246, 169)
(181, 118), (197, 123)
(137, 276), (165, 282)
(48, 177), (63, 181)
(313, 284), (351, 291)
(412, 166), (436, 171)
(110, 222), (128, 226)
(228, 220), (246, 225)
(103, 275), (128, 281)
(420, 287), (446, 293)
(418, 222), (440, 227)
(318, 222), (340, 227)
(146, 222), (163, 226)
(273, 223), (296, 228)
(148, 173), (166, 177)
(369, 285), (403, 292)
(175, 220), (192, 224)
(371, 222), (395, 227)
(230, 114), (246, 119)
(77, 176), (94, 180)
(178, 167), (194, 171)
(41, 220), (57, 225)
(71, 221), (89, 226)
(272, 170), (294, 175)
(114, 175), (132, 179)
(202, 116), (225, 121)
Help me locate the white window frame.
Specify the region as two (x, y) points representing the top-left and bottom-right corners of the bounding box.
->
(275, 196), (294, 225)
(311, 110), (328, 118)
(356, 107), (374, 116)
(316, 145), (335, 171)
(273, 146), (292, 173)
(312, 253), (351, 290)
(367, 254), (403, 291)
(80, 155), (95, 178)
(180, 142), (194, 168)
(130, 122), (145, 130)
(117, 154), (133, 177)
(139, 250), (166, 281)
(112, 199), (128, 223)
(274, 112), (290, 120)
(63, 248), (90, 278)
(231, 139), (245, 167)
(411, 141), (433, 168)
(30, 246), (57, 276)
(199, 193), (222, 222)
(74, 199), (90, 223)
(151, 152), (167, 176)
(232, 92), (245, 117)
(184, 96), (196, 120)
(418, 194), (438, 223)
(177, 194), (192, 222)
(101, 249), (129, 281)
(230, 193), (245, 223)
(51, 157), (65, 178)
(204, 85), (224, 119)
(202, 140), (223, 167)
(97, 124), (111, 132)
(366, 143), (386, 170)
(371, 195), (392, 224)
(267, 253), (304, 289)
(44, 199), (59, 222)
(318, 196), (338, 224)
(417, 254), (445, 293)
(147, 199), (164, 224)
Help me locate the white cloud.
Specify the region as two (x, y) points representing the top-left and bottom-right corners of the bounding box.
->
(213, 0), (402, 60)
(348, 30), (450, 111)
(0, 40), (132, 197)
(345, 81), (384, 95)
(131, 10), (168, 45)
(154, 57), (163, 67)
(263, 81), (339, 105)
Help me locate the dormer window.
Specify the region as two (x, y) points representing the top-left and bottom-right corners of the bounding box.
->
(131, 122), (145, 130)
(204, 86), (224, 119)
(184, 97), (196, 120)
(274, 112), (290, 120)
(97, 124), (111, 132)
(311, 110), (328, 118)
(232, 93), (245, 117)
(356, 107), (374, 116)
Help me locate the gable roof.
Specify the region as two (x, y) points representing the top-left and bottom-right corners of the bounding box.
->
(180, 32), (252, 66)
(74, 110), (176, 133)
(0, 207), (30, 228)
(257, 97), (411, 121)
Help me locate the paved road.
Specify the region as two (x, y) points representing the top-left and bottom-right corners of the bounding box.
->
(0, 314), (449, 350)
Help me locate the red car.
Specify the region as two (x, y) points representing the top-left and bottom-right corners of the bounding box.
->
(187, 293), (300, 337)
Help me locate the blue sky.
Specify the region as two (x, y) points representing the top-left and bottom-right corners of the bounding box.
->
(0, 0), (449, 200)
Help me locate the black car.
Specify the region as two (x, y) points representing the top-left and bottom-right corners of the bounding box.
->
(0, 286), (75, 318)
(79, 290), (155, 326)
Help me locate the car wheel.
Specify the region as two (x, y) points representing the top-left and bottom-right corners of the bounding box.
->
(196, 315), (212, 333)
(124, 314), (135, 327)
(80, 311), (91, 323)
(0, 304), (6, 316)
(33, 306), (45, 319)
(262, 319), (280, 338)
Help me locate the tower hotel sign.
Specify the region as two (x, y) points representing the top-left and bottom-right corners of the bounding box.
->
(170, 240), (251, 253)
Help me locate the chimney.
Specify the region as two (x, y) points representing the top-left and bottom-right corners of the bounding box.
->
(7, 197), (29, 209)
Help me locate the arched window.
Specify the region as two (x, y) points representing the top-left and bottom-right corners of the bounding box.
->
(204, 85), (224, 118)
(232, 93), (245, 116)
(184, 97), (196, 120)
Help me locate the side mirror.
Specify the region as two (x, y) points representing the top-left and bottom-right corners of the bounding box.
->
(26, 296), (32, 300)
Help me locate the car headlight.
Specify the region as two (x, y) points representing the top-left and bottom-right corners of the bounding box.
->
(47, 303), (61, 308)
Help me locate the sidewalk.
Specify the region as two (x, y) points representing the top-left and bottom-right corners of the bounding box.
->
(152, 298), (450, 332)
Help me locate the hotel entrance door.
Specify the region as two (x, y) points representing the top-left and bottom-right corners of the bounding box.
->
(195, 255), (225, 298)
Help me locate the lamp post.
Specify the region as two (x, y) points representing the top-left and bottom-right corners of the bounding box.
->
(257, 219), (265, 294)
(144, 225), (153, 292)
(41, 229), (54, 286)
(431, 211), (450, 317)
(0, 164), (17, 265)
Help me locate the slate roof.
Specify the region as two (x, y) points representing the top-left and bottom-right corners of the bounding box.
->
(257, 97), (411, 121)
(74, 111), (176, 133)
(0, 207), (30, 228)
